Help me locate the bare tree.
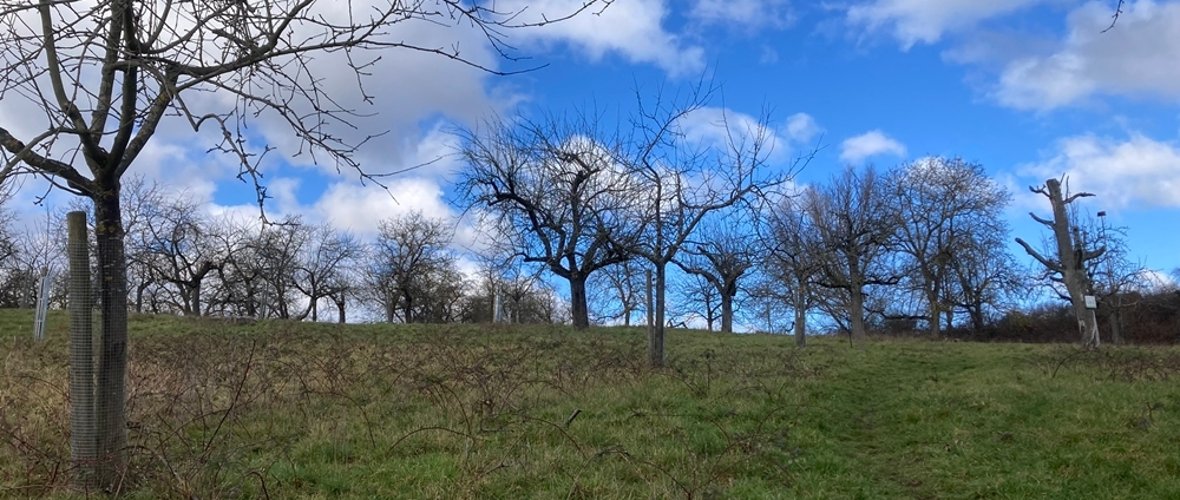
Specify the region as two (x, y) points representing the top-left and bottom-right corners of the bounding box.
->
(0, 194), (70, 309)
(254, 218), (310, 319)
(807, 166), (899, 344)
(292, 224), (360, 322)
(207, 217), (267, 318)
(1077, 212), (1148, 344)
(0, 0), (606, 483)
(945, 231), (1026, 334)
(139, 196), (220, 316)
(589, 259), (645, 326)
(459, 112), (637, 329)
(674, 220), (756, 333)
(366, 211), (457, 323)
(673, 271), (722, 331)
(888, 157), (1011, 337)
(204, 215), (308, 319)
(623, 87), (797, 366)
(758, 193), (824, 346)
(1015, 178), (1105, 347)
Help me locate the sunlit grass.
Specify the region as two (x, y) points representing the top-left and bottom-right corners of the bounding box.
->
(1, 308), (1178, 498)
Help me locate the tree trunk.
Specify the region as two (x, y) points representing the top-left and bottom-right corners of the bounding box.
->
(569, 275), (589, 329)
(336, 296), (346, 324)
(1109, 304), (1124, 345)
(649, 263), (666, 367)
(1044, 179), (1100, 346)
(793, 303), (807, 348)
(969, 306), (985, 334)
(244, 283), (257, 318)
(310, 298), (318, 322)
(93, 192), (128, 489)
(849, 286), (867, 344)
(134, 281), (148, 314)
(191, 281), (202, 317)
(927, 295), (942, 338)
(720, 290), (734, 334)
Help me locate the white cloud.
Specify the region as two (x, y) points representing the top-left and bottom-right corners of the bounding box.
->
(785, 113), (822, 143)
(1021, 132), (1180, 208)
(995, 1), (1180, 110)
(503, 0), (705, 76)
(677, 107), (821, 165)
(839, 130), (907, 163)
(846, 0), (1042, 49)
(311, 177), (455, 238)
(689, 0), (794, 32)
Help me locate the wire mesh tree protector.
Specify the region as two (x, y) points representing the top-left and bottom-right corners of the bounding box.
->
(67, 211), (96, 488)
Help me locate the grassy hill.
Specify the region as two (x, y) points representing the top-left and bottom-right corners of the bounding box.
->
(2, 309), (1178, 498)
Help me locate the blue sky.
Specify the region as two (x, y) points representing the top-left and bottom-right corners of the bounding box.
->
(6, 0), (1180, 286)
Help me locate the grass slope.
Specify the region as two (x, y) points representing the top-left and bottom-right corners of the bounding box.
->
(1, 309), (1178, 498)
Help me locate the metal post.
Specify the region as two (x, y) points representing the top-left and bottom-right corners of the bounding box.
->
(33, 269), (53, 341)
(646, 269), (657, 365)
(492, 287), (502, 323)
(67, 211), (96, 488)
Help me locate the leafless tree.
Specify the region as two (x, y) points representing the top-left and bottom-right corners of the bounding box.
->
(253, 217), (311, 319)
(674, 219), (756, 333)
(807, 166), (899, 344)
(206, 217), (267, 318)
(138, 195), (221, 316)
(888, 157), (1011, 337)
(945, 231), (1026, 334)
(460, 261), (564, 324)
(1015, 177), (1105, 346)
(757, 192), (824, 346)
(673, 271), (722, 331)
(622, 87), (798, 366)
(204, 215), (308, 319)
(459, 111), (637, 329)
(292, 224), (361, 322)
(0, 0), (607, 482)
(589, 259), (645, 326)
(366, 211), (459, 323)
(0, 230), (70, 309)
(0, 197), (70, 309)
(1076, 212), (1149, 344)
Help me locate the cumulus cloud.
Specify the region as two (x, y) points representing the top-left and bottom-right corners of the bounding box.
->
(845, 0), (1042, 49)
(503, 0), (705, 76)
(311, 177), (456, 238)
(1020, 132), (1180, 208)
(839, 130), (907, 164)
(994, 1), (1180, 110)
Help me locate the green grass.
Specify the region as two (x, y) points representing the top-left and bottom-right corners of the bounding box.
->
(2, 308), (1178, 498)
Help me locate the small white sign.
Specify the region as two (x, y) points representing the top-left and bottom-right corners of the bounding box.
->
(1084, 295), (1098, 310)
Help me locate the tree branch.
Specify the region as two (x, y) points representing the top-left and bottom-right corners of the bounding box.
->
(1015, 237), (1060, 272)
